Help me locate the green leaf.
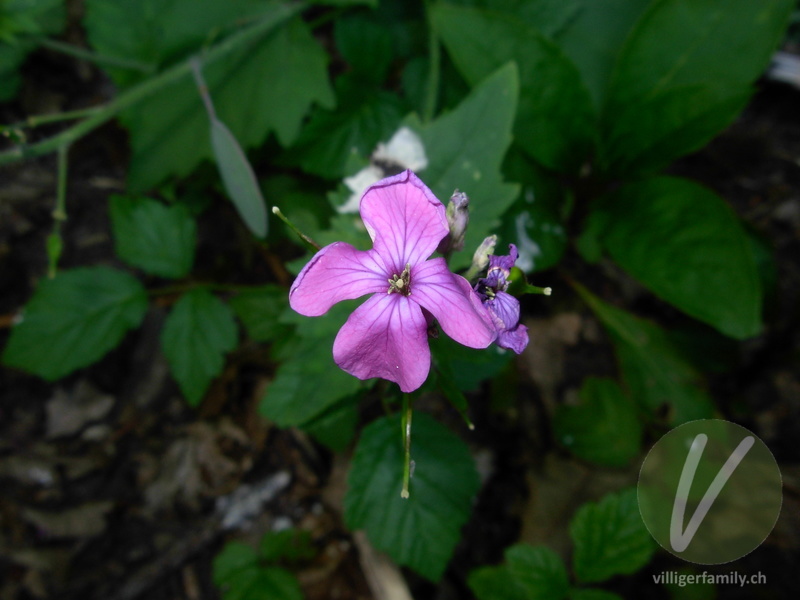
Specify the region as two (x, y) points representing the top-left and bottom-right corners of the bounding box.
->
(260, 302), (362, 427)
(209, 117), (268, 237)
(553, 0), (651, 110)
(432, 4), (596, 173)
(84, 2), (333, 190)
(602, 0), (794, 175)
(575, 283), (715, 426)
(334, 13), (393, 83)
(469, 545), (570, 600)
(109, 195), (196, 278)
(0, 0), (65, 100)
(161, 289), (238, 405)
(444, 0), (583, 39)
(553, 378), (642, 468)
(213, 542), (303, 600)
(430, 333), (513, 393)
(569, 589), (624, 600)
(279, 73), (405, 179)
(300, 395), (360, 451)
(589, 176), (762, 339)
(259, 529), (315, 562)
(2, 267), (148, 380)
(570, 488), (656, 584)
(344, 413), (480, 581)
(409, 62), (520, 270)
(229, 285), (289, 342)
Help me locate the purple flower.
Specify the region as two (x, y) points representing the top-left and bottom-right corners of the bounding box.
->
(289, 170), (496, 392)
(475, 244), (529, 354)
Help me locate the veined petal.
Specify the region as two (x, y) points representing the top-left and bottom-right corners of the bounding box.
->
(411, 258), (496, 349)
(289, 242), (386, 317)
(491, 291), (521, 330)
(333, 293), (430, 393)
(360, 170), (448, 271)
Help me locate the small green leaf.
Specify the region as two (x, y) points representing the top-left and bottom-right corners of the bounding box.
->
(229, 285), (290, 342)
(2, 267), (148, 380)
(213, 542), (303, 600)
(469, 545), (570, 600)
(259, 529), (315, 563)
(344, 413), (480, 581)
(553, 378), (642, 468)
(109, 195), (196, 278)
(409, 62), (520, 270)
(210, 118), (268, 238)
(570, 488), (656, 584)
(432, 4), (596, 173)
(589, 177), (762, 339)
(161, 289), (238, 406)
(574, 283), (715, 426)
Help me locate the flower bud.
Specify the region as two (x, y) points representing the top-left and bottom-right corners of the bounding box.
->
(465, 235), (497, 280)
(436, 190), (470, 253)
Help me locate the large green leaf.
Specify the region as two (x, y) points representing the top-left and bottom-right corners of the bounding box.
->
(553, 0), (651, 110)
(589, 177), (762, 339)
(344, 413), (480, 581)
(575, 284), (715, 426)
(469, 545), (570, 600)
(432, 4), (595, 173)
(0, 0), (65, 101)
(213, 542), (303, 600)
(2, 267), (148, 380)
(601, 0), (793, 175)
(84, 1), (333, 190)
(570, 488), (656, 583)
(109, 195), (196, 278)
(260, 302), (362, 427)
(444, 0), (582, 39)
(408, 63), (520, 269)
(229, 285), (290, 342)
(553, 377), (642, 468)
(161, 289), (238, 405)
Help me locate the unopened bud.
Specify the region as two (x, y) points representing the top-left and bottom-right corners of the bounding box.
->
(465, 235), (497, 280)
(437, 190), (470, 254)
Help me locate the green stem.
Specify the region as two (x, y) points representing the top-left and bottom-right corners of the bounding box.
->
(401, 393), (413, 499)
(47, 143), (69, 278)
(422, 0), (441, 123)
(0, 3), (305, 167)
(39, 38), (156, 73)
(271, 206), (321, 251)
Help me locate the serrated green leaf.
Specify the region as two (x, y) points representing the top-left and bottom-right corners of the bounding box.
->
(210, 118), (268, 237)
(279, 73), (405, 179)
(0, 0), (65, 100)
(299, 394), (360, 451)
(213, 542), (302, 600)
(553, 0), (651, 110)
(229, 285), (289, 342)
(85, 2), (332, 190)
(602, 0), (793, 175)
(161, 289), (238, 405)
(589, 177), (762, 339)
(432, 4), (595, 173)
(575, 284), (715, 425)
(109, 195), (196, 278)
(430, 333), (513, 393)
(469, 545), (570, 600)
(344, 413), (480, 581)
(554, 378), (642, 468)
(570, 488), (656, 584)
(408, 63), (520, 270)
(2, 267), (148, 380)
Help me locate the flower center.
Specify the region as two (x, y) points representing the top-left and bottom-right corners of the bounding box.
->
(387, 263), (412, 296)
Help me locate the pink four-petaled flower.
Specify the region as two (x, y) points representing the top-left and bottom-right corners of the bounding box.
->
(289, 170), (496, 392)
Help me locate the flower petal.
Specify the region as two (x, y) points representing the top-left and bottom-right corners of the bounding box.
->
(360, 170), (448, 271)
(289, 242), (386, 317)
(410, 258), (496, 349)
(498, 323), (529, 354)
(333, 293), (430, 393)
